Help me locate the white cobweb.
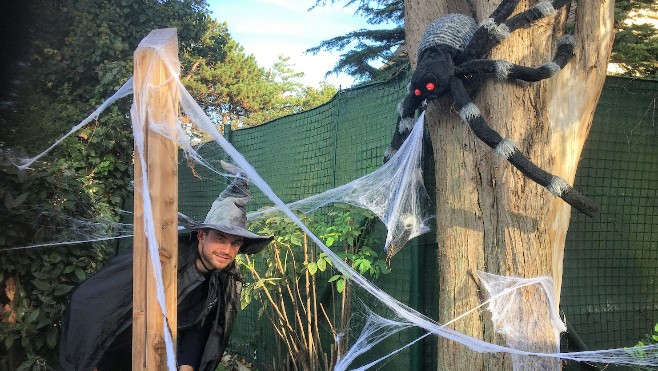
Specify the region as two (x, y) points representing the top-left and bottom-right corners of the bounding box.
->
(245, 110), (432, 262)
(7, 31), (658, 371)
(475, 271), (565, 371)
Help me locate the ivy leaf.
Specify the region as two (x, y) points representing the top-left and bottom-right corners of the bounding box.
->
(54, 284), (74, 296)
(32, 279), (50, 291)
(74, 267), (87, 281)
(26, 308), (40, 323)
(47, 327), (58, 349)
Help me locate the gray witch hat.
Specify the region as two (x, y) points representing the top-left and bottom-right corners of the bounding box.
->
(178, 161), (272, 255)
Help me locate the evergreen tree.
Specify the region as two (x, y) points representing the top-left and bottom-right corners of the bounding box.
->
(0, 1), (331, 367)
(307, 0), (406, 83)
(312, 0), (657, 80)
(244, 56), (338, 126)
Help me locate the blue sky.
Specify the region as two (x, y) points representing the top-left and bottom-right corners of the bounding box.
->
(206, 0), (376, 88)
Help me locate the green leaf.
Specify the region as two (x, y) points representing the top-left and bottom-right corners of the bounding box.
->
(328, 274), (342, 283)
(357, 260), (372, 274)
(317, 258), (326, 272)
(4, 335), (14, 349)
(336, 278), (345, 293)
(31, 279), (50, 291)
(47, 326), (58, 349)
(25, 308), (40, 323)
(54, 284), (74, 296)
(290, 234), (302, 246)
(307, 262), (317, 275)
(74, 267), (86, 281)
(326, 237), (335, 247)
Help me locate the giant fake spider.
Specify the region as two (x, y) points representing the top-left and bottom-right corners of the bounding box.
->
(384, 0), (599, 217)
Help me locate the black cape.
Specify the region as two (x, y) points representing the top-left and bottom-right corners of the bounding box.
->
(59, 233), (243, 371)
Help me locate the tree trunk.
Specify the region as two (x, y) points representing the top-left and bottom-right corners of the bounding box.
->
(404, 1), (614, 370)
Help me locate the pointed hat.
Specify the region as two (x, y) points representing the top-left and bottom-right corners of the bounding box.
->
(178, 161), (272, 254)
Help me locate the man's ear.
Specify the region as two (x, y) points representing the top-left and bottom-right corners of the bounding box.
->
(197, 229), (205, 243)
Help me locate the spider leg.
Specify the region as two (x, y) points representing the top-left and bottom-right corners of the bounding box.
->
(460, 0), (571, 62)
(489, 0), (522, 23)
(448, 76), (599, 217)
(383, 86), (422, 162)
(455, 35), (574, 82)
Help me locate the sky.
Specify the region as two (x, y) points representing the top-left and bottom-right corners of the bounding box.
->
(206, 0), (376, 88)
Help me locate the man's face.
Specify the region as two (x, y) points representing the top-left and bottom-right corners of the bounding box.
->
(197, 229), (244, 271)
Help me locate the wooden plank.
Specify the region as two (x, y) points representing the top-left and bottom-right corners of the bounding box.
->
(132, 28), (179, 371)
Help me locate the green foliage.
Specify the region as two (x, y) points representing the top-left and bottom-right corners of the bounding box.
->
(237, 205), (389, 369)
(611, 0), (658, 77)
(313, 208), (390, 293)
(313, 0), (658, 80)
(239, 205), (389, 370)
(637, 323), (658, 345)
(0, 151), (111, 370)
(307, 0), (406, 83)
(241, 205), (387, 307)
(0, 1), (218, 369)
(626, 323), (658, 370)
(1, 127), (119, 369)
(0, 0), (339, 368)
(183, 31), (338, 136)
(184, 25), (278, 134)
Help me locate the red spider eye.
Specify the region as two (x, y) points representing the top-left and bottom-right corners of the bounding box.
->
(414, 88), (421, 96)
(426, 82), (435, 91)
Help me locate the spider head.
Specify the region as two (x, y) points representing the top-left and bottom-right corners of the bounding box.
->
(410, 47), (454, 105)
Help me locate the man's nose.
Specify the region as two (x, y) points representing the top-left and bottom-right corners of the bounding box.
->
(217, 241), (232, 252)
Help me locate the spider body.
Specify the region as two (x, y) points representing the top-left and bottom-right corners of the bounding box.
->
(385, 0), (599, 217)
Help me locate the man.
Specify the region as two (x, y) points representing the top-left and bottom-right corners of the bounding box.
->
(59, 161), (272, 371)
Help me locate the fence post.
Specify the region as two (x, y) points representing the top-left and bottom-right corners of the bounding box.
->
(132, 28), (180, 370)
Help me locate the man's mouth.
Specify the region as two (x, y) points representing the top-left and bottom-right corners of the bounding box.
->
(213, 253), (230, 262)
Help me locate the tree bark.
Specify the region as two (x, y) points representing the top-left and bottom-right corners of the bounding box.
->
(404, 1), (614, 370)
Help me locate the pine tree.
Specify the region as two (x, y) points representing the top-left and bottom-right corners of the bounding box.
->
(312, 0), (657, 80)
(306, 0), (406, 83)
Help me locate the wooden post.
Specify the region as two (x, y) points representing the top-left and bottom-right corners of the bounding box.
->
(132, 28), (179, 370)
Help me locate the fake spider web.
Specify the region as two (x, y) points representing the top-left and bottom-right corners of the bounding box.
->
(7, 31), (658, 371)
(246, 110), (432, 261)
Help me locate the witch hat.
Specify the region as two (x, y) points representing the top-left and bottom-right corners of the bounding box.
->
(178, 161), (272, 254)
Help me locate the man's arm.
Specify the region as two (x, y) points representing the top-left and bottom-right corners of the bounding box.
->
(178, 317), (213, 370)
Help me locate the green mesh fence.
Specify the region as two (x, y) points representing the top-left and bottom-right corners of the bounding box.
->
(561, 76), (658, 370)
(122, 74), (656, 370)
(175, 71), (440, 370)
